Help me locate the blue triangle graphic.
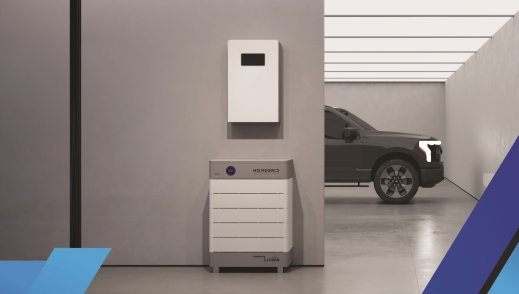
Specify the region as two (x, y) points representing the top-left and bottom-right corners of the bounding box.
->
(424, 137), (519, 293)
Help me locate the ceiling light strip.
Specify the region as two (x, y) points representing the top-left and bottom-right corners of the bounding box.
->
(325, 77), (449, 79)
(325, 53), (471, 63)
(325, 51), (476, 53)
(325, 79), (447, 82)
(325, 36), (493, 38)
(324, 37), (491, 52)
(325, 17), (511, 37)
(325, 63), (463, 72)
(324, 15), (515, 17)
(325, 70), (456, 72)
(325, 62), (464, 64)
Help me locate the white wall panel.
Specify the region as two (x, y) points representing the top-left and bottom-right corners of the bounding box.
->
(445, 15), (519, 198)
(325, 83), (445, 141)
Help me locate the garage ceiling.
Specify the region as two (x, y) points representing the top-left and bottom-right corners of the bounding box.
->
(325, 0), (519, 82)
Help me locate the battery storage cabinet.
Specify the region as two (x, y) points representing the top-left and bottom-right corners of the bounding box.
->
(209, 159), (293, 273)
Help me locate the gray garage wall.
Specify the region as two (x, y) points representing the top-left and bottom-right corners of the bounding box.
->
(82, 0), (324, 265)
(0, 0), (69, 259)
(445, 14), (519, 199)
(325, 83), (446, 141)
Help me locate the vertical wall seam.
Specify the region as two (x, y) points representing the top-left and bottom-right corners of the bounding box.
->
(70, 0), (81, 248)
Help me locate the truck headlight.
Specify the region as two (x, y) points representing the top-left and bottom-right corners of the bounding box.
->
(419, 140), (441, 162)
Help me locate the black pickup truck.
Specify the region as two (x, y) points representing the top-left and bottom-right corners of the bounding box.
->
(325, 105), (444, 204)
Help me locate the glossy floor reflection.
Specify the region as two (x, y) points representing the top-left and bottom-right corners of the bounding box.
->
(88, 180), (476, 294)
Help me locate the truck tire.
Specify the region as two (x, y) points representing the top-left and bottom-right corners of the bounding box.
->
(374, 159), (419, 204)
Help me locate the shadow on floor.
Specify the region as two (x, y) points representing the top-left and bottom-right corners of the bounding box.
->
(325, 196), (452, 205)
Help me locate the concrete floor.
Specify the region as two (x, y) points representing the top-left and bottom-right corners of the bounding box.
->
(88, 180), (476, 294)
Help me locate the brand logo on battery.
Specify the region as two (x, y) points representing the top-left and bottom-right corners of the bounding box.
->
(253, 255), (280, 262)
(226, 166), (236, 176)
(252, 168), (280, 173)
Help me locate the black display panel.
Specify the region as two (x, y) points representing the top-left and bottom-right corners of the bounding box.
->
(241, 53), (265, 66)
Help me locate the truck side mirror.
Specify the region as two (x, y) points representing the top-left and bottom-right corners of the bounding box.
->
(343, 127), (359, 142)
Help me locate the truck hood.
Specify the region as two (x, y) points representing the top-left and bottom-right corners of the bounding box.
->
(364, 130), (436, 141)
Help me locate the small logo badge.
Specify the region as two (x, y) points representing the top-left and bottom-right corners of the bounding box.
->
(226, 166), (236, 176)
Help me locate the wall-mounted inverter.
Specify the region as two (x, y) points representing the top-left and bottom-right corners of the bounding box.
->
(227, 40), (279, 123)
(209, 159), (293, 273)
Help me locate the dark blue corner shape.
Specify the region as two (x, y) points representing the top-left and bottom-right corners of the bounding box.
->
(0, 248), (110, 294)
(425, 137), (519, 294)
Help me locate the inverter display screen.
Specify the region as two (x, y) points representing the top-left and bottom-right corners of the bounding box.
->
(241, 53), (265, 66)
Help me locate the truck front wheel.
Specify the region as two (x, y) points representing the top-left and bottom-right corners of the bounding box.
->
(374, 159), (419, 204)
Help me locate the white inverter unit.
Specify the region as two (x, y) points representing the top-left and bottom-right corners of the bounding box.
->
(227, 40), (279, 123)
(209, 159), (293, 273)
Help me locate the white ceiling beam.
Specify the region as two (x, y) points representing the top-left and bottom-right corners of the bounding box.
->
(325, 17), (511, 37)
(325, 0), (519, 16)
(325, 52), (472, 63)
(325, 63), (463, 72)
(325, 71), (453, 78)
(325, 79), (447, 82)
(325, 37), (489, 52)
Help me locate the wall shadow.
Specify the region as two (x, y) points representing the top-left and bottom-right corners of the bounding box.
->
(292, 169), (304, 264)
(202, 192), (209, 264)
(227, 122), (282, 139)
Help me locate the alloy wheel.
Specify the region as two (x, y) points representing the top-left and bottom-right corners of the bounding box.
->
(379, 165), (414, 198)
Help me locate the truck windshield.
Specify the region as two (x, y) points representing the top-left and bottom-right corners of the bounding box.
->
(336, 108), (376, 131)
